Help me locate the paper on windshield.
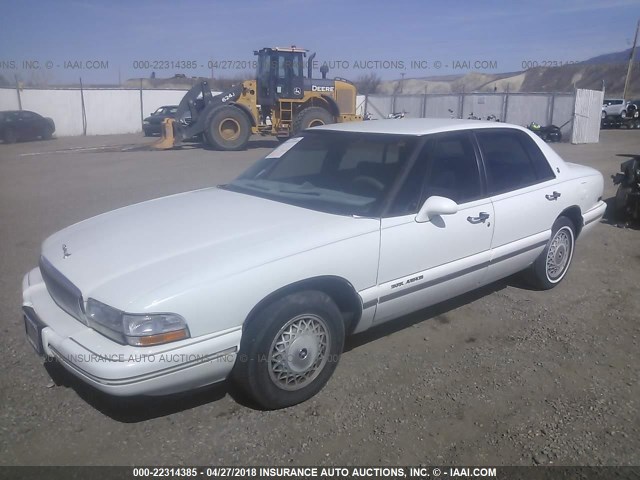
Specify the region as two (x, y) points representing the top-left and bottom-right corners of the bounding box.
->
(265, 137), (304, 159)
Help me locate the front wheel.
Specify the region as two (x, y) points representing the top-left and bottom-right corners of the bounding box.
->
(232, 291), (345, 410)
(204, 105), (251, 151)
(526, 216), (576, 290)
(292, 107), (334, 135)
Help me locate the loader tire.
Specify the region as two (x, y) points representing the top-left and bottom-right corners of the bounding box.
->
(204, 105), (251, 151)
(292, 107), (334, 135)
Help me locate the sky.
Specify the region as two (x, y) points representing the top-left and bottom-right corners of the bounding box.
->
(1, 0), (639, 85)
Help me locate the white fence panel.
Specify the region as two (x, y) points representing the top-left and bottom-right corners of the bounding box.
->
(21, 89), (84, 136)
(571, 89), (604, 144)
(0, 88), (21, 110)
(463, 94), (504, 120)
(365, 95), (394, 119)
(424, 95), (460, 118)
(393, 95), (423, 118)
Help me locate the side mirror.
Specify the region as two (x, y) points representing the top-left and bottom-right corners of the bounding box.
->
(415, 196), (458, 223)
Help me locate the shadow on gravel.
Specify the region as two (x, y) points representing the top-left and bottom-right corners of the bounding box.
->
(345, 279), (510, 353)
(43, 360), (239, 422)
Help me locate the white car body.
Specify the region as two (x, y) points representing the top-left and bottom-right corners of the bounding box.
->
(22, 119), (606, 403)
(602, 99), (629, 118)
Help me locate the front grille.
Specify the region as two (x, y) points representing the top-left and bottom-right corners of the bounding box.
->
(39, 256), (86, 324)
(335, 87), (355, 115)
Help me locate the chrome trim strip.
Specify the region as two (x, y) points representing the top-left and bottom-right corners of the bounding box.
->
(362, 300), (378, 310)
(379, 261), (490, 304)
(376, 240), (548, 305)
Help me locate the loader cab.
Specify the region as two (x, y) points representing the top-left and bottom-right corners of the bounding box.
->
(255, 47), (306, 117)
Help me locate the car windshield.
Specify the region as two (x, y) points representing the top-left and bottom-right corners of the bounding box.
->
(222, 131), (418, 216)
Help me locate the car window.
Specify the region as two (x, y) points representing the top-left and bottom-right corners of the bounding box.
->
(476, 129), (554, 195)
(226, 132), (417, 216)
(387, 132), (482, 216)
(20, 111), (37, 120)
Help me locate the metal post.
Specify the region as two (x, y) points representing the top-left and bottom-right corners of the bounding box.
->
(503, 85), (510, 123)
(623, 19), (639, 100)
(80, 77), (87, 135)
(140, 79), (144, 130)
(422, 90), (427, 118)
(14, 74), (22, 110)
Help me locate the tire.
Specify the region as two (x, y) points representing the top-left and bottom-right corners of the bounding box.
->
(292, 107), (334, 135)
(620, 110), (626, 119)
(204, 105), (251, 151)
(526, 217), (576, 290)
(143, 129), (152, 137)
(42, 127), (53, 140)
(232, 290), (345, 410)
(3, 127), (17, 144)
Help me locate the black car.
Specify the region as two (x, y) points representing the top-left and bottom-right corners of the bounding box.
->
(143, 105), (178, 136)
(0, 110), (56, 144)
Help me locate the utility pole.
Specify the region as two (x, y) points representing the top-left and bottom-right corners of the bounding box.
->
(623, 19), (639, 100)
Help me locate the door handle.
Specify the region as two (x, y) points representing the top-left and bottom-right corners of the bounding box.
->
(467, 212), (490, 224)
(545, 191), (561, 201)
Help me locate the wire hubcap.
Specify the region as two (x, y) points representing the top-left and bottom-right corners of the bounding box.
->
(268, 314), (330, 391)
(546, 227), (572, 281)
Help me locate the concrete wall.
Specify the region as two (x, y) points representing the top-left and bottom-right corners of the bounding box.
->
(1, 86), (599, 141)
(0, 87), (364, 137)
(0, 87), (219, 137)
(363, 91), (582, 141)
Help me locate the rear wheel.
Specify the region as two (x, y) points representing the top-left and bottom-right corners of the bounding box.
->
(42, 126), (53, 140)
(204, 105), (251, 151)
(232, 290), (345, 410)
(292, 107), (334, 135)
(525, 216), (576, 290)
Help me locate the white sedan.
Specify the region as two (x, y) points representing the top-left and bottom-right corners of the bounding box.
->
(22, 119), (606, 409)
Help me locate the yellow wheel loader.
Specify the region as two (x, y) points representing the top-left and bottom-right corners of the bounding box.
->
(153, 47), (361, 151)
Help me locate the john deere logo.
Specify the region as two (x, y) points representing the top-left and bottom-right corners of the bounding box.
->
(294, 87), (302, 95)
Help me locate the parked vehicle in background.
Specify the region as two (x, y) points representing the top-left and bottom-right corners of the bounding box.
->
(527, 122), (562, 142)
(143, 105), (178, 136)
(612, 155), (640, 223)
(601, 99), (629, 119)
(0, 110), (55, 144)
(22, 118), (605, 409)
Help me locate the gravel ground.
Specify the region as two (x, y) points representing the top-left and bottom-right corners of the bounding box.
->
(0, 130), (638, 466)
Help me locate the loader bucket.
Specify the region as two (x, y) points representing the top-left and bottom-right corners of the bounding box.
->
(151, 118), (178, 149)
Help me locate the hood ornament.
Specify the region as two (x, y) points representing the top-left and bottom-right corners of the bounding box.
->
(62, 244), (71, 259)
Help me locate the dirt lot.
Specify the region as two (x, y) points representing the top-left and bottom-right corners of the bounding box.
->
(0, 130), (638, 466)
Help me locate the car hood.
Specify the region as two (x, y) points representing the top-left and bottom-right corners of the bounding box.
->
(41, 188), (379, 309)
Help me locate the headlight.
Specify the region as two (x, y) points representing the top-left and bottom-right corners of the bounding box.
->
(143, 120), (150, 124)
(123, 312), (189, 346)
(85, 298), (189, 346)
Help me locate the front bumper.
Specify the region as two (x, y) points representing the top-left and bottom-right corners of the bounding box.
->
(22, 267), (241, 397)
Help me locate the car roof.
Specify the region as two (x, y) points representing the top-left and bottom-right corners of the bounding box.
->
(310, 118), (530, 136)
